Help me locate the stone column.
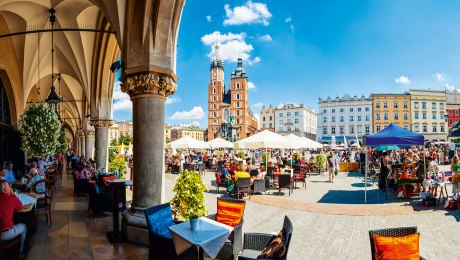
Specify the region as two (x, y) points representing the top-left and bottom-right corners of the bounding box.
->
(90, 119), (113, 171)
(80, 134), (86, 158)
(84, 130), (95, 160)
(121, 72), (176, 245)
(75, 136), (80, 155)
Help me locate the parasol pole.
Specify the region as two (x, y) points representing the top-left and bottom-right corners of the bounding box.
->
(365, 147), (368, 203)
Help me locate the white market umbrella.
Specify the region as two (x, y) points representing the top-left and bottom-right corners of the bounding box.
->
(166, 136), (208, 149)
(235, 130), (294, 149)
(300, 137), (323, 149)
(284, 134), (311, 149)
(207, 137), (234, 149)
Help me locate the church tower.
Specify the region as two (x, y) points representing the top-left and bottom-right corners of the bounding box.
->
(207, 44), (225, 140)
(230, 58), (250, 139)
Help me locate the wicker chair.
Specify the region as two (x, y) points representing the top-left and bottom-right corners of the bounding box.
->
(206, 197), (245, 260)
(252, 179), (266, 194)
(236, 177), (251, 200)
(0, 215), (21, 259)
(239, 215), (293, 260)
(368, 226), (425, 260)
(144, 203), (197, 260)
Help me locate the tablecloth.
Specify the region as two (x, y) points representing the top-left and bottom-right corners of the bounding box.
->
(18, 193), (37, 205)
(169, 217), (232, 259)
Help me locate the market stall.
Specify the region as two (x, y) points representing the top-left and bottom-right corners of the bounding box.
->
(365, 123), (425, 202)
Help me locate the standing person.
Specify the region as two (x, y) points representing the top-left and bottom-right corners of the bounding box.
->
(327, 152), (338, 183)
(179, 151), (185, 172)
(0, 180), (27, 258)
(379, 152), (389, 191)
(4, 161), (16, 184)
(359, 150), (366, 175)
(197, 152), (205, 175)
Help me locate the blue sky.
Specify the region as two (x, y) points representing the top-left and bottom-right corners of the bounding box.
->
(113, 0), (460, 127)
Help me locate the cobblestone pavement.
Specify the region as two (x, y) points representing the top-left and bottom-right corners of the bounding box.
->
(164, 165), (460, 259)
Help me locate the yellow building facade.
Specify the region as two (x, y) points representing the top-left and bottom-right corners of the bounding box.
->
(372, 94), (411, 132)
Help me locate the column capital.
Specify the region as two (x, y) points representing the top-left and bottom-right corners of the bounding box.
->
(90, 119), (115, 128)
(83, 129), (95, 136)
(120, 71), (176, 99)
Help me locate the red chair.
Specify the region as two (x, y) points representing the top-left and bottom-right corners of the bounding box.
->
(293, 172), (307, 189)
(215, 172), (226, 194)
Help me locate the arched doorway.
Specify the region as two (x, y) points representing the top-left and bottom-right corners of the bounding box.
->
(0, 77), (22, 168)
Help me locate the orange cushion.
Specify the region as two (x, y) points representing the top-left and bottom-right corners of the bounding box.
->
(374, 233), (420, 260)
(216, 200), (245, 227)
(103, 175), (116, 186)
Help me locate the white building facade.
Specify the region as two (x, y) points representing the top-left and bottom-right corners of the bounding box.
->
(317, 94), (373, 144)
(272, 103), (317, 139)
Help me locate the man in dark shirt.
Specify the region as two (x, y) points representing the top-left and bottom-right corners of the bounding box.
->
(359, 150), (366, 174)
(0, 180), (27, 255)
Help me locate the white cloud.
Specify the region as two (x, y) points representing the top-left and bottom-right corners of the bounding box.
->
(394, 76), (411, 85)
(170, 106), (205, 120)
(258, 34), (272, 42)
(445, 83), (457, 92)
(113, 80), (129, 101)
(202, 31), (258, 64)
(290, 24), (295, 32)
(166, 96), (181, 104)
(201, 31), (245, 45)
(247, 57), (261, 66)
(206, 15), (212, 22)
(433, 73), (445, 82)
(285, 17), (292, 23)
(247, 82), (256, 89)
(113, 99), (132, 112)
(252, 102), (264, 108)
(223, 1), (272, 26)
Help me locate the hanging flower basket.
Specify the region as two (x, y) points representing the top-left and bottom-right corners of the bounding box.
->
(19, 104), (61, 158)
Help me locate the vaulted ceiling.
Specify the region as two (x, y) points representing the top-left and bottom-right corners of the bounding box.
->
(0, 0), (123, 135)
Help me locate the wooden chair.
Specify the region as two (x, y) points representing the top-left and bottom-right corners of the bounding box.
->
(45, 167), (58, 190)
(33, 179), (53, 228)
(0, 215), (21, 259)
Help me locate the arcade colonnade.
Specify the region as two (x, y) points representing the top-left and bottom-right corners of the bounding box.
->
(0, 0), (185, 245)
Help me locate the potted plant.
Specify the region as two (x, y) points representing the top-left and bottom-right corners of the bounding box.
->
(170, 171), (208, 223)
(314, 153), (326, 174)
(19, 104), (61, 158)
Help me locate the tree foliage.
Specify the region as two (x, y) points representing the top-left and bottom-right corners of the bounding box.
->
(108, 156), (128, 179)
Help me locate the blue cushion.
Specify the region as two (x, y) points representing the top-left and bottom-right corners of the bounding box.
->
(148, 206), (175, 239)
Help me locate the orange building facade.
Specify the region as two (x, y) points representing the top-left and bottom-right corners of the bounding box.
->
(207, 45), (258, 141)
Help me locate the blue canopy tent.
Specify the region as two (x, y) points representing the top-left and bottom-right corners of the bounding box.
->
(366, 123), (424, 146)
(363, 123), (424, 203)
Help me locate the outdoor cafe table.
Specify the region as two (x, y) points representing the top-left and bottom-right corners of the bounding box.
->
(169, 217), (233, 259)
(15, 192), (39, 247)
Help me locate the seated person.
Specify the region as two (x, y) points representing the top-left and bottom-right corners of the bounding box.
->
(27, 162), (39, 180)
(0, 180), (27, 256)
(3, 161), (16, 184)
(27, 168), (45, 198)
(235, 165), (250, 182)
